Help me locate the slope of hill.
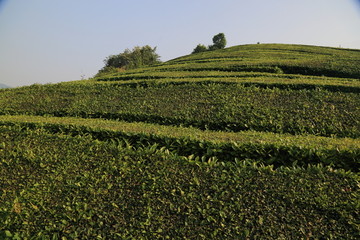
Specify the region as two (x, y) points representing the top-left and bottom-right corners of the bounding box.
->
(0, 44), (359, 239)
(97, 43), (360, 80)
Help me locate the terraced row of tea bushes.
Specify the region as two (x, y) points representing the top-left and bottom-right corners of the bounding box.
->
(95, 66), (287, 81)
(95, 70), (267, 81)
(167, 44), (360, 79)
(2, 115), (358, 150)
(1, 125), (359, 239)
(95, 74), (360, 93)
(171, 44), (360, 63)
(1, 120), (358, 171)
(1, 82), (359, 137)
(108, 60), (360, 79)
(95, 68), (360, 84)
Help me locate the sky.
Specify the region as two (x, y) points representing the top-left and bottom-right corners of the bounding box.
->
(0, 0), (360, 87)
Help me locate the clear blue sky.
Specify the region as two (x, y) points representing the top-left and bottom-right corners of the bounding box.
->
(1, 0), (360, 87)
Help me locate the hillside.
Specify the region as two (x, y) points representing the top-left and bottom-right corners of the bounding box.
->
(0, 44), (359, 239)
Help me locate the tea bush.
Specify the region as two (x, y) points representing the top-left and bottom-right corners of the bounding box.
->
(0, 125), (358, 239)
(1, 118), (359, 171)
(1, 82), (359, 138)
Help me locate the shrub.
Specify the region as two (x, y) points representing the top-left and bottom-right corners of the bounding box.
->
(192, 33), (227, 54)
(192, 44), (208, 54)
(96, 45), (161, 77)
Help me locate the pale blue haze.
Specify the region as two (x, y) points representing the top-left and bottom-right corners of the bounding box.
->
(0, 0), (360, 87)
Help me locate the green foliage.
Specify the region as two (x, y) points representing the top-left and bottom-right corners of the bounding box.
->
(1, 82), (359, 138)
(96, 45), (161, 77)
(94, 66), (119, 76)
(184, 43), (360, 78)
(0, 126), (359, 239)
(192, 44), (208, 54)
(192, 33), (227, 54)
(0, 118), (359, 171)
(209, 32), (227, 50)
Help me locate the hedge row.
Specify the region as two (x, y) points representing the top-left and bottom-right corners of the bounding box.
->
(10, 110), (358, 139)
(95, 72), (360, 93)
(96, 78), (360, 94)
(165, 44), (360, 79)
(1, 82), (359, 138)
(1, 125), (359, 239)
(1, 121), (358, 171)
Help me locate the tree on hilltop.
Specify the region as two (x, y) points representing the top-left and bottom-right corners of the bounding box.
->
(209, 33), (227, 50)
(192, 44), (208, 54)
(191, 33), (227, 54)
(96, 45), (161, 77)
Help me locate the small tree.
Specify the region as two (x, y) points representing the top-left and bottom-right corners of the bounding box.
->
(209, 33), (227, 50)
(104, 53), (129, 69)
(192, 44), (208, 54)
(191, 33), (227, 54)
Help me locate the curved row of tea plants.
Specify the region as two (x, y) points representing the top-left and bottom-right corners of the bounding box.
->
(1, 81), (359, 138)
(0, 125), (359, 239)
(95, 70), (360, 92)
(0, 115), (359, 171)
(0, 116), (360, 172)
(166, 44), (360, 79)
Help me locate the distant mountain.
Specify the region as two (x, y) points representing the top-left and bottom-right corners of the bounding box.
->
(0, 83), (10, 88)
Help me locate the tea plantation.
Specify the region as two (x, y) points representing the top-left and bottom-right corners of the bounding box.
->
(0, 44), (359, 239)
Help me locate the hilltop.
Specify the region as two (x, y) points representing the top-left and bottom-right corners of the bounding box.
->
(0, 44), (359, 239)
(98, 43), (360, 80)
